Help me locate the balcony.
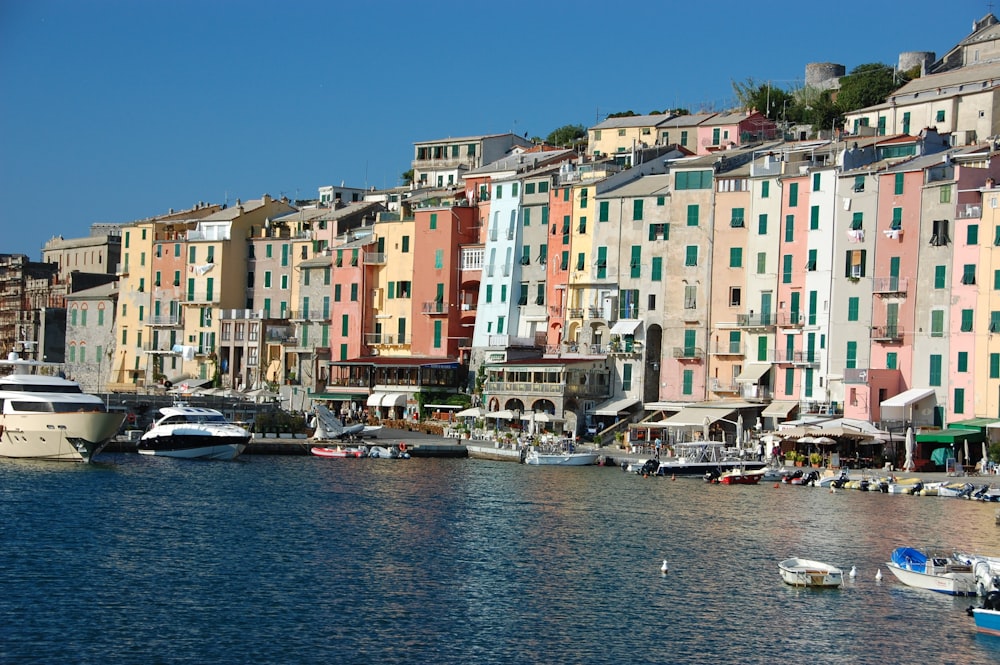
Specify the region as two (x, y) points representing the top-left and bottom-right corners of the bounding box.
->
(708, 342), (745, 356)
(956, 204), (982, 220)
(422, 301), (449, 315)
(488, 333), (545, 348)
(182, 291), (220, 304)
(872, 276), (908, 295)
(147, 315), (180, 327)
(588, 306), (605, 319)
(791, 351), (819, 367)
(871, 325), (903, 342)
(567, 307), (584, 319)
(709, 379), (739, 393)
(672, 346), (704, 361)
(365, 333), (411, 346)
(735, 313), (775, 330)
(219, 309), (265, 320)
(363, 252), (386, 265)
(548, 305), (564, 318)
(288, 310), (331, 322)
(777, 312), (803, 328)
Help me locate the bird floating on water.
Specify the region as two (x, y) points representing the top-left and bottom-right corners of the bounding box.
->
(875, 568), (883, 581)
(660, 559), (669, 574)
(849, 566), (857, 578)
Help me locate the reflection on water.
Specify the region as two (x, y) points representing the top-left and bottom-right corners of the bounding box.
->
(0, 455), (998, 664)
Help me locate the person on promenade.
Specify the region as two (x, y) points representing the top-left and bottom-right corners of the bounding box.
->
(654, 437), (662, 459)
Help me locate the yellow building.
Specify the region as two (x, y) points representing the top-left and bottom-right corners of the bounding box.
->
(368, 213), (415, 357)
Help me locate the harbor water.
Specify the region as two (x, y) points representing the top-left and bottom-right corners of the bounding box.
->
(2, 454), (999, 664)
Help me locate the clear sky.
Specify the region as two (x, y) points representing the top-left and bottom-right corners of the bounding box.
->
(0, 0), (987, 258)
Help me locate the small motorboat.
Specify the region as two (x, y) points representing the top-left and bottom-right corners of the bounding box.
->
(815, 470), (851, 488)
(789, 470), (820, 486)
(310, 446), (368, 458)
(778, 558), (844, 588)
(368, 445), (410, 459)
(717, 468), (765, 485)
(966, 591), (1000, 636)
(524, 449), (599, 466)
(886, 547), (979, 595)
(973, 484), (1000, 502)
(937, 482), (976, 498)
(887, 477), (923, 495)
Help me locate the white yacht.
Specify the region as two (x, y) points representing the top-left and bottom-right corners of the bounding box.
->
(0, 353), (125, 463)
(138, 405), (250, 460)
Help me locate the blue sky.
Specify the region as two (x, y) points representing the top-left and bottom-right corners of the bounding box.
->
(0, 0), (985, 258)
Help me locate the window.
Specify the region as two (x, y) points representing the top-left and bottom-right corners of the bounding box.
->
(334, 284), (342, 302)
(851, 212), (863, 230)
(599, 201), (609, 222)
(578, 217), (587, 234)
(730, 207), (745, 227)
(962, 264), (976, 285)
(350, 284), (358, 302)
(847, 297), (859, 321)
(992, 311), (1000, 333)
(806, 249), (817, 271)
(756, 252), (766, 275)
(936, 109), (945, 123)
(651, 256), (662, 281)
(958, 352), (969, 373)
(685, 246), (698, 266)
(891, 208), (902, 230)
(810, 205), (819, 230)
(845, 249), (866, 277)
(758, 214), (768, 235)
(649, 223), (668, 241)
(785, 215), (794, 242)
(729, 287), (741, 307)
(523, 208), (531, 227)
(853, 175), (864, 192)
(782, 255), (792, 283)
(485, 285), (493, 303)
(730, 247), (742, 268)
(761, 181), (770, 198)
(812, 172), (821, 191)
(576, 253), (585, 271)
(934, 265), (946, 289)
(630, 246), (641, 278)
(784, 367), (795, 395)
(633, 200), (644, 221)
(992, 353), (1000, 379)
(930, 309), (944, 337)
(674, 170), (712, 189)
(622, 364), (632, 392)
(525, 183), (535, 195)
(788, 182), (798, 206)
(429, 213), (437, 230)
(435, 249), (443, 269)
(929, 354), (942, 386)
(894, 172), (904, 195)
(682, 369), (693, 395)
(401, 236), (410, 253)
(846, 341), (857, 369)
(687, 204), (699, 226)
(961, 309), (974, 332)
(940, 185), (952, 203)
(967, 224), (979, 245)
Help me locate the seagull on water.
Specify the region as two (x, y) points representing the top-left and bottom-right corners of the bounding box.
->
(876, 568), (883, 581)
(849, 566), (857, 578)
(660, 559), (669, 574)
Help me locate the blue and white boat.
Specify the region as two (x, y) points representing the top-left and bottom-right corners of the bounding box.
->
(137, 405), (249, 460)
(886, 547), (978, 596)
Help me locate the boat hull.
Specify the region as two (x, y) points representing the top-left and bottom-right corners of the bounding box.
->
(0, 411), (125, 463)
(885, 561), (978, 596)
(971, 608), (1000, 637)
(657, 460), (766, 476)
(311, 446), (366, 458)
(778, 558), (844, 587)
(719, 471), (763, 485)
(525, 451), (599, 466)
(137, 433), (249, 460)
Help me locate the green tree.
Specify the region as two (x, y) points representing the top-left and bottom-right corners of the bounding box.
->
(401, 169), (414, 186)
(605, 110), (638, 118)
(545, 124), (586, 147)
(835, 63), (908, 113)
(731, 78), (796, 120)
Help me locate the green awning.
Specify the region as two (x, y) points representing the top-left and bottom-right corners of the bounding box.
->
(947, 417), (997, 432)
(915, 428), (983, 444)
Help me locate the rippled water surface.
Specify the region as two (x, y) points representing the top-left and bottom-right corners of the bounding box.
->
(2, 455), (999, 664)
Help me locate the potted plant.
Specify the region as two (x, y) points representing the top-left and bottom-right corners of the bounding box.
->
(614, 431), (624, 449)
(785, 450), (797, 465)
(809, 452), (823, 468)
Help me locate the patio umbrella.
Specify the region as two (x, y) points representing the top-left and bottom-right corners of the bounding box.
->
(703, 416), (711, 442)
(930, 447), (950, 466)
(797, 436), (817, 444)
(486, 410), (515, 420)
(814, 436), (837, 446)
(984, 441), (991, 467)
(456, 407), (484, 419)
(761, 433), (782, 445)
(964, 439), (970, 466)
(903, 426), (915, 471)
(737, 413), (744, 447)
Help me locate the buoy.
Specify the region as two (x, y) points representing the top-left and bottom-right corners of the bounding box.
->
(876, 568), (883, 581)
(773, 483), (780, 488)
(671, 474), (676, 480)
(660, 559), (669, 574)
(849, 566), (857, 578)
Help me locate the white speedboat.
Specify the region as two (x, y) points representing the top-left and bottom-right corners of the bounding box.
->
(137, 405), (250, 460)
(524, 449), (599, 466)
(0, 352), (125, 462)
(778, 558), (844, 587)
(886, 547), (979, 596)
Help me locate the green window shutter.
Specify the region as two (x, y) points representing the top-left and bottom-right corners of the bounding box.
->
(812, 172), (821, 190)
(334, 284), (342, 301)
(995, 269), (1000, 290)
(807, 249), (817, 271)
(785, 215), (794, 242)
(341, 314), (349, 336)
(991, 353), (1000, 379)
(401, 236), (409, 252)
(782, 255), (792, 283)
(848, 297), (859, 321)
(729, 247), (742, 268)
(622, 364), (632, 392)
(784, 367), (795, 396)
(683, 329), (696, 354)
(541, 206), (549, 225)
(968, 224), (979, 245)
(599, 201), (609, 222)
(758, 214), (767, 234)
(429, 213), (437, 229)
(788, 182), (798, 206)
(756, 252), (766, 274)
(761, 181), (770, 198)
(954, 388), (965, 414)
(651, 256), (662, 281)
(648, 224), (657, 241)
(935, 265), (946, 289)
(886, 352), (897, 370)
(961, 309), (974, 331)
(686, 204), (699, 226)
(810, 205), (819, 229)
(804, 368), (814, 398)
(433, 321), (442, 349)
(958, 351), (969, 372)
(597, 246), (607, 279)
(929, 355), (942, 386)
(731, 207), (745, 227)
(630, 246), (641, 278)
(757, 335), (768, 362)
(281, 244), (289, 267)
(685, 246), (698, 266)
(485, 285), (492, 303)
(894, 172), (904, 195)
(435, 249), (443, 269)
(728, 330), (741, 353)
(891, 207), (902, 230)
(387, 281), (394, 299)
(931, 310), (944, 337)
(807, 290), (817, 325)
(682, 369), (693, 395)
(846, 341), (857, 369)
(523, 208), (530, 226)
(632, 199), (643, 221)
(576, 253), (585, 271)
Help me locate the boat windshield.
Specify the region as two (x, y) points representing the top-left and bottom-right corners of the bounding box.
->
(163, 413), (229, 425)
(0, 382), (83, 394)
(7, 401), (109, 413)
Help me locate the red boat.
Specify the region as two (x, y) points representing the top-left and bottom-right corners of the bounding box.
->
(719, 468), (764, 485)
(310, 446), (367, 458)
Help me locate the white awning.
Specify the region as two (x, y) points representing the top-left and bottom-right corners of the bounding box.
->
(762, 401), (798, 418)
(485, 410), (515, 419)
(592, 395), (640, 416)
(880, 387), (936, 408)
(735, 363), (771, 383)
(367, 393), (384, 407)
(658, 406), (735, 427)
(381, 393), (407, 407)
(456, 407), (484, 418)
(610, 319), (641, 335)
